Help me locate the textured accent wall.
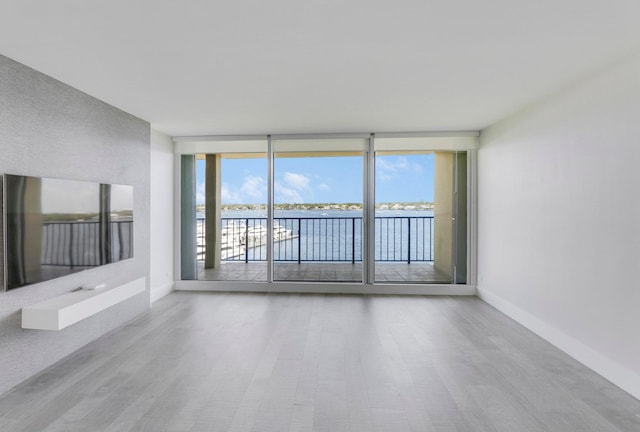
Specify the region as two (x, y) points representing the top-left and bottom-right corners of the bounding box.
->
(0, 54), (150, 395)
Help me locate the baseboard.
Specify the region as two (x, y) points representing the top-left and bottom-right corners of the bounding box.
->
(174, 280), (476, 295)
(150, 282), (175, 304)
(477, 287), (640, 401)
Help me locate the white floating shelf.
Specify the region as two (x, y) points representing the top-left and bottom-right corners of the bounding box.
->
(22, 277), (146, 330)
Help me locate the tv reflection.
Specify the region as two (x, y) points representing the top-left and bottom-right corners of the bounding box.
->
(4, 174), (134, 290)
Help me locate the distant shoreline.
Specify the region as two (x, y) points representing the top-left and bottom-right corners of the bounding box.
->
(197, 202), (434, 212)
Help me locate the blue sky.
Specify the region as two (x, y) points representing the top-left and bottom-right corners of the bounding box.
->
(196, 154), (434, 204)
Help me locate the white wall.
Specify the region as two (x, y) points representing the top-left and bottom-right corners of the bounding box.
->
(478, 53), (640, 399)
(150, 129), (175, 303)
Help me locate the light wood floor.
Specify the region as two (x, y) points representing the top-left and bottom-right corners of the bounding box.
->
(1, 292), (639, 432)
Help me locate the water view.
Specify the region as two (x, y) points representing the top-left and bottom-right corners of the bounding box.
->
(197, 208), (435, 263)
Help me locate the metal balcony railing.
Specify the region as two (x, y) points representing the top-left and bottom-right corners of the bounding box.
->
(197, 216), (434, 263)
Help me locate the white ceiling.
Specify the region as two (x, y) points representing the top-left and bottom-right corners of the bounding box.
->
(1, 1), (639, 137)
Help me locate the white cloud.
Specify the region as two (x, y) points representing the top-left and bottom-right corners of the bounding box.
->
(275, 182), (304, 203)
(377, 157), (409, 173)
(218, 175), (268, 204)
(283, 172), (310, 190)
(376, 157), (423, 181)
(216, 172), (324, 204)
(196, 183), (206, 205)
(240, 175), (267, 200)
(221, 183), (241, 203)
(274, 172), (313, 203)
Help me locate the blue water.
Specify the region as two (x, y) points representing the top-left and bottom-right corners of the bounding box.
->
(213, 209), (434, 219)
(201, 209), (435, 262)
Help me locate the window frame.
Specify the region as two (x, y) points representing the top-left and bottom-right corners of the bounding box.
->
(173, 132), (478, 295)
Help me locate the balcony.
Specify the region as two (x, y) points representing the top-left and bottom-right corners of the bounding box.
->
(196, 216), (451, 283)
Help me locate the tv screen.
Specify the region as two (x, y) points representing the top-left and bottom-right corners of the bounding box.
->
(3, 174), (133, 291)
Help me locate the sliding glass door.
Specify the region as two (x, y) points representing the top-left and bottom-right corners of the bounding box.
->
(272, 152), (364, 282)
(374, 151), (439, 282)
(373, 150), (466, 283)
(179, 138), (269, 282)
(196, 153), (268, 282)
(373, 135), (469, 284)
(177, 134), (474, 287)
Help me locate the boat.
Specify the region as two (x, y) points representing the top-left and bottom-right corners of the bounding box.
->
(243, 223), (298, 246)
(221, 221), (246, 259)
(197, 220), (298, 260)
(273, 224), (296, 241)
(244, 225), (268, 247)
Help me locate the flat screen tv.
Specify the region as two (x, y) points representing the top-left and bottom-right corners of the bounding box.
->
(3, 174), (134, 291)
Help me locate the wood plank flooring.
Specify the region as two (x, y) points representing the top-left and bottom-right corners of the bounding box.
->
(0, 292), (639, 432)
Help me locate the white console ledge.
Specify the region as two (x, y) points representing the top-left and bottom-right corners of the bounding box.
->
(22, 277), (146, 330)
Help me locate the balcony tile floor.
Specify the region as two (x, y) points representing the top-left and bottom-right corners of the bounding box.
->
(197, 261), (452, 283)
